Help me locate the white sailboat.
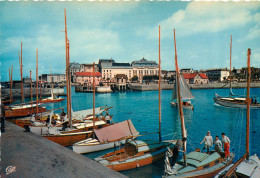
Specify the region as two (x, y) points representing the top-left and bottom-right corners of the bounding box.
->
(170, 74), (195, 110)
(213, 35), (260, 109)
(72, 119), (139, 154)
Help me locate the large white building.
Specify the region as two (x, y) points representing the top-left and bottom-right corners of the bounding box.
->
(41, 74), (66, 83)
(206, 68), (230, 82)
(99, 58), (159, 81)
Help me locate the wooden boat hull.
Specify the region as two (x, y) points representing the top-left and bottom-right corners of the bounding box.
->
(5, 107), (47, 118)
(214, 98), (260, 108)
(39, 98), (65, 103)
(43, 132), (93, 147)
(95, 141), (175, 172)
(108, 148), (167, 171)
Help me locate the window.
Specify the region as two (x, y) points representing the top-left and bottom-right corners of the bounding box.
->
(215, 160), (219, 164)
(203, 164), (209, 169)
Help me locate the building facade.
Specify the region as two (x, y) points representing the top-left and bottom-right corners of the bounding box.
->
(131, 58), (159, 81)
(75, 72), (101, 86)
(206, 68), (229, 82)
(183, 73), (208, 84)
(41, 74), (66, 83)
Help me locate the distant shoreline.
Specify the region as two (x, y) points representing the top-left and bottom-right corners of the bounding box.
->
(129, 82), (260, 91)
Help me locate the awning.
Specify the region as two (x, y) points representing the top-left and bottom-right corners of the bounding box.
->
(94, 119), (138, 143)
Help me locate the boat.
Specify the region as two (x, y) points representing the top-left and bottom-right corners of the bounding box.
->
(215, 49), (260, 178)
(213, 96), (260, 108)
(4, 103), (47, 118)
(163, 29), (234, 178)
(96, 86), (113, 93)
(95, 139), (175, 172)
(94, 26), (177, 172)
(44, 131), (93, 147)
(39, 95), (65, 103)
(73, 119), (139, 154)
(170, 75), (195, 110)
(213, 35), (260, 109)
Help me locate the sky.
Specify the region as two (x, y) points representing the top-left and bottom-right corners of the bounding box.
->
(0, 1), (260, 81)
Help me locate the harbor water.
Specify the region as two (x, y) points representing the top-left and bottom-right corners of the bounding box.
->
(43, 87), (260, 177)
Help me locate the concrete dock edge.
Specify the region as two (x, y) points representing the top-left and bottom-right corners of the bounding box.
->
(1, 121), (126, 178)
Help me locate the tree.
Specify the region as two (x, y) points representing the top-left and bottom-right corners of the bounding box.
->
(131, 76), (138, 82)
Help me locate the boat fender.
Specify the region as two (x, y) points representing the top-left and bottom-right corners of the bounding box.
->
(137, 163), (139, 168)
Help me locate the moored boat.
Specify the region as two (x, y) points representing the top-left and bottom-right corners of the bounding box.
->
(73, 119), (139, 154)
(95, 139), (176, 171)
(4, 103), (47, 118)
(171, 74), (194, 110)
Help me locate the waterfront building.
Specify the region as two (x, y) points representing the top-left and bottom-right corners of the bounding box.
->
(41, 74), (66, 83)
(97, 58), (115, 73)
(183, 73), (208, 84)
(181, 68), (194, 73)
(110, 74), (128, 90)
(75, 72), (101, 86)
(206, 68), (229, 82)
(102, 63), (132, 81)
(80, 64), (99, 73)
(131, 58), (159, 81)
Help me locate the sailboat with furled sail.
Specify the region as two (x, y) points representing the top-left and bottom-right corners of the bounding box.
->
(170, 73), (195, 110)
(164, 29), (234, 178)
(213, 35), (260, 108)
(31, 9), (111, 147)
(4, 43), (47, 118)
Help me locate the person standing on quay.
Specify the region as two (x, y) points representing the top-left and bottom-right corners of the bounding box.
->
(200, 131), (213, 154)
(222, 133), (231, 158)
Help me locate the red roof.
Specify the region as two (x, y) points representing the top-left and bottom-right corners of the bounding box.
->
(75, 72), (101, 77)
(183, 73), (208, 79)
(198, 73), (208, 79)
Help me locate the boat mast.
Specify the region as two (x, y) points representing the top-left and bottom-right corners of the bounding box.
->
(174, 29), (187, 167)
(19, 43), (24, 103)
(30, 70), (33, 113)
(93, 62), (96, 130)
(36, 48), (39, 115)
(246, 48), (251, 159)
(229, 35), (232, 97)
(158, 25), (162, 142)
(64, 8), (72, 128)
(50, 65), (54, 99)
(223, 48), (251, 177)
(9, 65), (13, 105)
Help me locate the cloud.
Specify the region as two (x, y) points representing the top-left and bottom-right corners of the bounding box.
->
(239, 13), (260, 41)
(69, 29), (122, 62)
(139, 2), (260, 38)
(251, 48), (260, 67)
